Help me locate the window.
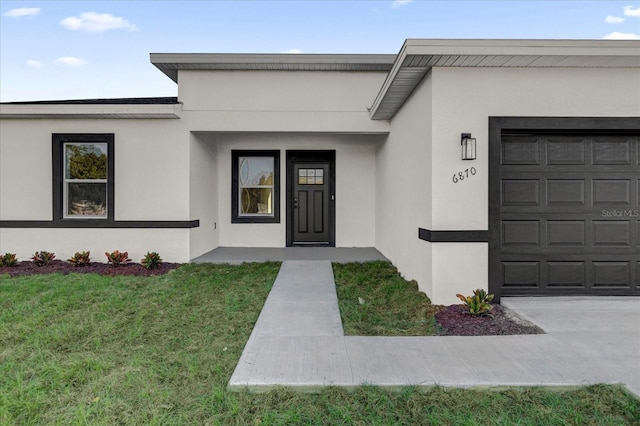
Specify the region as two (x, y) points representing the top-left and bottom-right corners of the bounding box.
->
(231, 150), (280, 223)
(53, 134), (114, 221)
(298, 168), (324, 185)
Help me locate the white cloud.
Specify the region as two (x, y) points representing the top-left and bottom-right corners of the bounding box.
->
(604, 31), (640, 40)
(392, 0), (414, 8)
(623, 5), (640, 17)
(281, 48), (302, 54)
(60, 12), (137, 32)
(605, 15), (624, 24)
(54, 56), (88, 67)
(3, 7), (40, 18)
(26, 60), (44, 69)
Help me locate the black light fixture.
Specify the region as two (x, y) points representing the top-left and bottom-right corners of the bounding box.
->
(461, 133), (476, 160)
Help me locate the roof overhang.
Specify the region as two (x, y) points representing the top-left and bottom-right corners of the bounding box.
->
(0, 102), (182, 119)
(150, 53), (397, 82)
(370, 39), (640, 120)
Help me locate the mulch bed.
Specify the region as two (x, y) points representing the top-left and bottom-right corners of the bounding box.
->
(435, 304), (545, 336)
(0, 260), (180, 277)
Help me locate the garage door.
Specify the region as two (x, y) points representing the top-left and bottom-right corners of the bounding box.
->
(490, 131), (639, 297)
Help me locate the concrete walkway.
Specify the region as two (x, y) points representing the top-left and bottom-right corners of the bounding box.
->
(229, 260), (640, 396)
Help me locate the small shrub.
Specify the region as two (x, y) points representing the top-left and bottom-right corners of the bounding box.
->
(105, 250), (130, 267)
(68, 251), (91, 267)
(0, 253), (18, 267)
(456, 288), (494, 316)
(141, 251), (162, 270)
(31, 251), (56, 266)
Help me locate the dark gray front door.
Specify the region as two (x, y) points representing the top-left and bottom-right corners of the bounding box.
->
(293, 162), (330, 244)
(286, 151), (335, 246)
(491, 131), (639, 297)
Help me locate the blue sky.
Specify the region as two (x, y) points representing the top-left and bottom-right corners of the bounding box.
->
(1, 0), (639, 101)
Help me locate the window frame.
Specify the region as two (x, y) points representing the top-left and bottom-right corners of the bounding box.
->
(53, 134), (115, 222)
(231, 150), (280, 224)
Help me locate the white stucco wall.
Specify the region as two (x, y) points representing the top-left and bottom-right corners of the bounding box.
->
(177, 71), (390, 134)
(0, 228), (189, 264)
(0, 122), (52, 220)
(0, 118), (189, 220)
(189, 132), (219, 259)
(429, 67), (640, 232)
(198, 132), (382, 248)
(423, 66), (640, 304)
(0, 118), (191, 262)
(375, 73), (433, 298)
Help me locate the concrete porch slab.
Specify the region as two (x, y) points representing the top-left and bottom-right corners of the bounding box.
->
(191, 247), (388, 264)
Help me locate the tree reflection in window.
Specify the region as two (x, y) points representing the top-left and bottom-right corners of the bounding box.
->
(64, 143), (108, 217)
(239, 157), (274, 215)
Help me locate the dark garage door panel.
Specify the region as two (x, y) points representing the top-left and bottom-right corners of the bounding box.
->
(493, 133), (640, 297)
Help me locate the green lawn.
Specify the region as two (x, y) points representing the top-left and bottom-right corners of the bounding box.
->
(1, 263), (638, 425)
(333, 261), (439, 336)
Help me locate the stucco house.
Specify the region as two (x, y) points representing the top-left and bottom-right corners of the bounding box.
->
(1, 39), (638, 304)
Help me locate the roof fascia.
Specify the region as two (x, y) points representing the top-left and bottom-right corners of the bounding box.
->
(369, 38), (640, 120)
(368, 40), (414, 121)
(0, 103), (182, 119)
(401, 38), (640, 57)
(150, 53), (397, 83)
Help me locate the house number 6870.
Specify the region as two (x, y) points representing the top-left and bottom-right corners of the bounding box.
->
(452, 167), (476, 183)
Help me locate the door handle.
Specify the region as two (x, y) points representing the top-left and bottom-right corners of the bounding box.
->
(294, 197), (298, 208)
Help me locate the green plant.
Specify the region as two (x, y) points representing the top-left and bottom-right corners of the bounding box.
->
(456, 288), (494, 316)
(141, 251), (162, 270)
(105, 250), (130, 267)
(68, 251), (91, 267)
(31, 251), (56, 266)
(0, 252), (18, 267)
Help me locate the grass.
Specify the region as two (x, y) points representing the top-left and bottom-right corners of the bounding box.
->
(1, 263), (279, 425)
(2, 263), (639, 425)
(333, 261), (439, 336)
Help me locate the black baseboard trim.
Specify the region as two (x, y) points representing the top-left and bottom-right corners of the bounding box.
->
(0, 220), (200, 229)
(419, 228), (489, 243)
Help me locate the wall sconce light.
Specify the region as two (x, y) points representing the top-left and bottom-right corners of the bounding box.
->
(461, 133), (476, 160)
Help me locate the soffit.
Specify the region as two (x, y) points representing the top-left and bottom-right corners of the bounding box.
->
(370, 39), (640, 120)
(150, 53), (397, 82)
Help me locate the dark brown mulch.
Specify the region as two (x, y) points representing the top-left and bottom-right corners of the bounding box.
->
(435, 303), (545, 336)
(0, 260), (179, 277)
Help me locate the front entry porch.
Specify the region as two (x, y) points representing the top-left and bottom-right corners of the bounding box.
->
(191, 247), (388, 264)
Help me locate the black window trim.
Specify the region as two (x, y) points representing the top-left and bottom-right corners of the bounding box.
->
(231, 150), (280, 224)
(52, 133), (115, 223)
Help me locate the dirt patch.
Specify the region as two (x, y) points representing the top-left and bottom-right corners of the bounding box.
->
(0, 260), (179, 277)
(435, 304), (544, 336)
